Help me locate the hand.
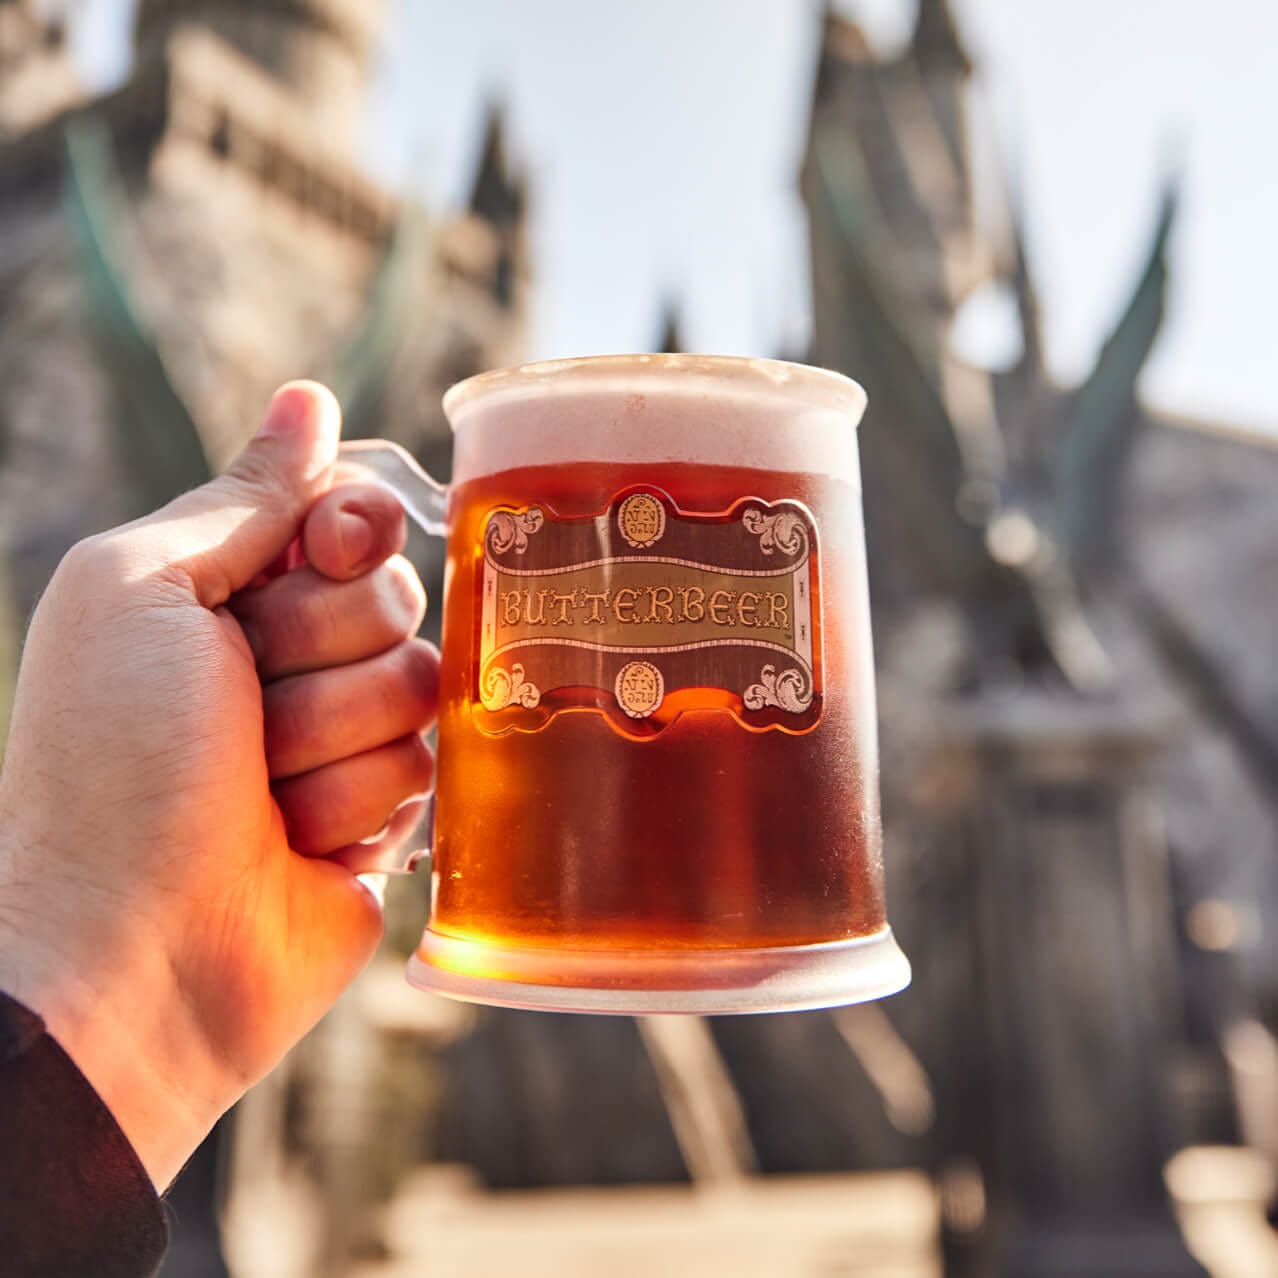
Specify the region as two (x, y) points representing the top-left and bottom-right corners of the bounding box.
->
(0, 383), (439, 1187)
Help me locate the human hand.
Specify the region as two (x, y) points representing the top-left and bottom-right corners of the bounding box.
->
(0, 383), (439, 1187)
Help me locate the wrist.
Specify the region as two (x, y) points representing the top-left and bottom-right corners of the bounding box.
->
(0, 857), (237, 1188)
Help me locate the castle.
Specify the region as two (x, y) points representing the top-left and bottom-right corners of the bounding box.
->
(805, 0), (1278, 1005)
(3, 2), (1278, 1274)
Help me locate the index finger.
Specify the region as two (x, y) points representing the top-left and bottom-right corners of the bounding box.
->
(302, 480), (407, 582)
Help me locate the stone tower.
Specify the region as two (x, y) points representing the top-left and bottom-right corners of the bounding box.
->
(133, 0), (381, 152)
(802, 0), (983, 375)
(909, 0), (972, 176)
(0, 2), (527, 616)
(799, 2), (995, 617)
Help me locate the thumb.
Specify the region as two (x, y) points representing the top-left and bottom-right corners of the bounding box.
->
(137, 382), (342, 608)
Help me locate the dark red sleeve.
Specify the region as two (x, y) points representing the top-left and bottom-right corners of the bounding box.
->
(0, 989), (169, 1277)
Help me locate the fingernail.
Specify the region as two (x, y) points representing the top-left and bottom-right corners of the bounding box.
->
(337, 508), (374, 569)
(257, 386), (311, 439)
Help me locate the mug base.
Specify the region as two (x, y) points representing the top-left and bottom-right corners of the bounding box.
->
(405, 927), (910, 1015)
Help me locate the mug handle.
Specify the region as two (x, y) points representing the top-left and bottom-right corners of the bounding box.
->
(331, 439), (450, 874)
(338, 438), (449, 537)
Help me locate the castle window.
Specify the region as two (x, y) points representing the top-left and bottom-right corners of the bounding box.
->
(210, 113), (231, 159)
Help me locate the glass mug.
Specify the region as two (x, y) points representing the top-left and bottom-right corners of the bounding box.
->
(338, 354), (910, 1014)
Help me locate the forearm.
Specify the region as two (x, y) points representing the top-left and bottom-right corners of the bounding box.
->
(2, 949), (229, 1189)
(0, 988), (169, 1275)
(0, 853), (234, 1189)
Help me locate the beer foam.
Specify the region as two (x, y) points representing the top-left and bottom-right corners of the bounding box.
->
(446, 355), (867, 488)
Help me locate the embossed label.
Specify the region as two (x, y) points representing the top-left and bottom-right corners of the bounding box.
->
(476, 487), (821, 737)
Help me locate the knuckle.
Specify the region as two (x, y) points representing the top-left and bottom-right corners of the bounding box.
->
(224, 447), (287, 501)
(302, 579), (345, 654)
(58, 531), (122, 588)
(394, 639), (441, 715)
(51, 531), (173, 623)
(378, 556), (427, 633)
(398, 635), (440, 681)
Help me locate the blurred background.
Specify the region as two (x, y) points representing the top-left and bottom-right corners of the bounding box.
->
(2, 0), (1277, 1275)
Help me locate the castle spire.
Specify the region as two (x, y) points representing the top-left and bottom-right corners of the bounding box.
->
(810, 3), (873, 115)
(465, 103), (526, 309)
(468, 103), (524, 230)
(909, 0), (972, 75)
(654, 301), (684, 355)
(818, 4), (873, 67)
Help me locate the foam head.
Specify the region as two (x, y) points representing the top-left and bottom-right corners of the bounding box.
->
(444, 355), (867, 488)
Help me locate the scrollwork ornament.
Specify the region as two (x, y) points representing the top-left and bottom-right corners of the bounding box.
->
(487, 508), (545, 555)
(743, 663), (813, 713)
(742, 507), (807, 556)
(481, 662), (541, 710)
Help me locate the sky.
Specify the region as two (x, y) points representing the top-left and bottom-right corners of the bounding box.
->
(68, 0), (1278, 433)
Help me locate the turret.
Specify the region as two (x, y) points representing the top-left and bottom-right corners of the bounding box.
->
(653, 302), (684, 355)
(800, 2), (981, 368)
(467, 104), (527, 308)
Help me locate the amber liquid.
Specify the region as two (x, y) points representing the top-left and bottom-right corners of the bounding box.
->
(432, 460), (885, 952)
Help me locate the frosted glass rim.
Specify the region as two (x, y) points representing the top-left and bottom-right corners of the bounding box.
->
(442, 353), (868, 427)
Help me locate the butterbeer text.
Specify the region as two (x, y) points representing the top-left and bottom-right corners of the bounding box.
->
(499, 585), (789, 630)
